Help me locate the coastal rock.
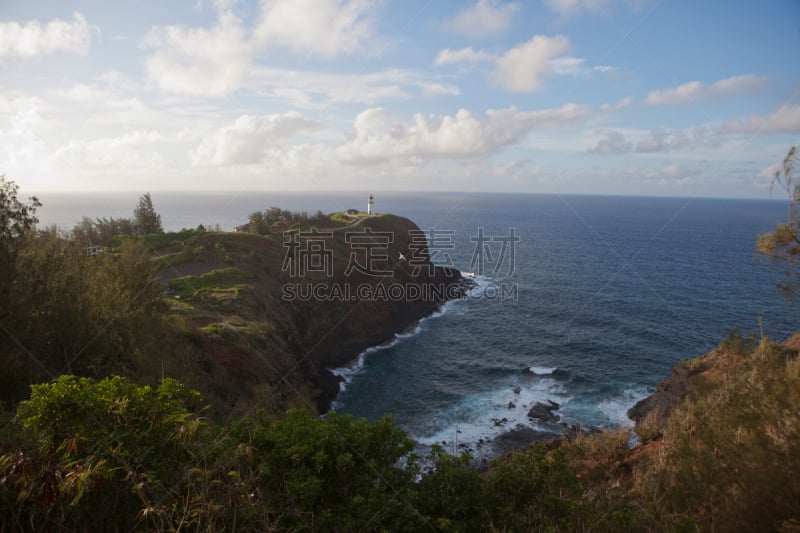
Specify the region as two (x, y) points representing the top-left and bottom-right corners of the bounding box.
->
(493, 424), (560, 455)
(527, 400), (561, 423)
(627, 364), (693, 427)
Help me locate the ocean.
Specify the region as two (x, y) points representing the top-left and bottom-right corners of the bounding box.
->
(35, 191), (798, 457)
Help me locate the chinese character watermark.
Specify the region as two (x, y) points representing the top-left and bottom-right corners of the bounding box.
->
(469, 227), (519, 277)
(344, 228), (395, 277)
(282, 229), (334, 277)
(407, 228), (455, 276)
(280, 226), (519, 302)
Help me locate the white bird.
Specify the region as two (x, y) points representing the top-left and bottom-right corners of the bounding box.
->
(399, 252), (406, 261)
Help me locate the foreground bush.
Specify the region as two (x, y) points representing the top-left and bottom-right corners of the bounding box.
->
(0, 375), (589, 531)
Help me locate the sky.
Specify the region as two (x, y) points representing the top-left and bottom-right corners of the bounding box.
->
(1, 0), (799, 197)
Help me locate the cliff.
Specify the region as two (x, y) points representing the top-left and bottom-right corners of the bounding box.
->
(156, 214), (471, 414)
(628, 331), (800, 428)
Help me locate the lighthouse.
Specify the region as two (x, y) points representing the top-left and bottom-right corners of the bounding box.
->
(368, 194), (374, 215)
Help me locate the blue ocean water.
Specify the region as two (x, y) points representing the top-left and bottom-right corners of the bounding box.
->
(328, 193), (798, 456)
(35, 191), (798, 455)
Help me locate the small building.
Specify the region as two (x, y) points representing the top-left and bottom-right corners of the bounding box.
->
(233, 223), (251, 233)
(345, 208), (359, 215)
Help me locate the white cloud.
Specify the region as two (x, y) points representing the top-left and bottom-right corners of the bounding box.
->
(63, 83), (107, 103)
(600, 96), (632, 111)
(644, 74), (766, 106)
(637, 130), (681, 152)
(590, 125), (722, 155)
(548, 56), (586, 76)
(338, 103), (595, 164)
(492, 35), (570, 92)
(445, 0), (520, 38)
(192, 111), (322, 165)
(708, 74), (766, 97)
(250, 66), (458, 107)
(587, 161), (707, 188)
(144, 11), (252, 98)
(456, 159), (543, 186)
(434, 47), (494, 66)
(418, 82), (461, 97)
(549, 56), (617, 76)
(543, 0), (647, 17)
(0, 92), (46, 114)
(0, 13), (90, 59)
(723, 104), (800, 134)
(0, 108), (49, 166)
(435, 41), (614, 93)
(592, 65), (616, 74)
(643, 163), (702, 184)
(644, 81), (703, 106)
(544, 0), (609, 16)
(48, 130), (170, 172)
(590, 130), (633, 154)
(253, 0), (377, 56)
(0, 92), (53, 174)
(143, 0), (381, 98)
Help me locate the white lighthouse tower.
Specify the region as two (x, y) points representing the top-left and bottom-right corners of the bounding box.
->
(367, 194), (374, 215)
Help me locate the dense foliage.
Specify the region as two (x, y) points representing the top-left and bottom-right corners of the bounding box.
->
(246, 207), (334, 235)
(0, 218), (190, 406)
(0, 375), (582, 531)
(71, 192), (164, 247)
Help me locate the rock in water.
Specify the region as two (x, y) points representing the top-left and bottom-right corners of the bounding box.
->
(527, 401), (561, 423)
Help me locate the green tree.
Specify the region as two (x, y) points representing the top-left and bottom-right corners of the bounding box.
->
(757, 146), (800, 296)
(247, 210), (269, 234)
(0, 175), (40, 291)
(133, 192), (163, 235)
(264, 206), (284, 225)
(0, 175), (40, 244)
(0, 176), (42, 399)
(0, 229), (191, 406)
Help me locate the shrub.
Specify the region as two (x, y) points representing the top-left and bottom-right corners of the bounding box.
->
(718, 327), (757, 356)
(637, 338), (800, 531)
(0, 375), (218, 530)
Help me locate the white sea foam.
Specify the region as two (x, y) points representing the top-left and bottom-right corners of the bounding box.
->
(465, 274), (493, 298)
(554, 386), (653, 429)
(413, 376), (570, 458)
(528, 366), (557, 375)
(595, 386), (652, 427)
(409, 378), (655, 459)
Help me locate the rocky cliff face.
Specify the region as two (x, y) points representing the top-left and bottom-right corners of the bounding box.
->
(164, 215), (471, 414)
(628, 332), (800, 428)
(274, 215), (472, 411)
(626, 363), (697, 427)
